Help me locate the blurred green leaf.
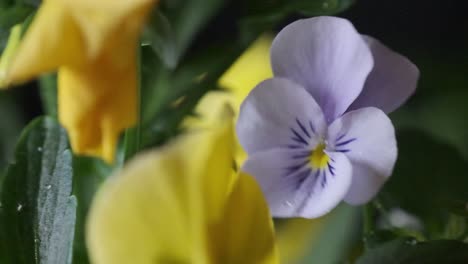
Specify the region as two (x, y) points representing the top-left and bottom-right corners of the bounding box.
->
(72, 156), (111, 264)
(0, 91), (25, 168)
(300, 204), (361, 264)
(241, 0), (355, 18)
(0, 117), (76, 264)
(143, 8), (178, 69)
(391, 59), (468, 161)
(379, 130), (468, 238)
(356, 238), (468, 264)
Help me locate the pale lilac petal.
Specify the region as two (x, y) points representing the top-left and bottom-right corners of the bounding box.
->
(270, 16), (374, 123)
(328, 107), (397, 204)
(348, 36), (420, 113)
(295, 152), (352, 218)
(343, 163), (384, 205)
(242, 149), (352, 218)
(236, 78), (327, 154)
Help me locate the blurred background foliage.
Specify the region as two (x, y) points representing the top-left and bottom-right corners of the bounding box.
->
(1, 0), (468, 263)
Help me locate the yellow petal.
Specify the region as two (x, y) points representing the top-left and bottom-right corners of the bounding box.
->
(218, 34), (274, 114)
(4, 0), (157, 162)
(187, 35), (274, 165)
(6, 0), (83, 82)
(0, 24), (23, 88)
(208, 172), (279, 264)
(87, 104), (277, 263)
(6, 0), (156, 82)
(58, 51), (137, 163)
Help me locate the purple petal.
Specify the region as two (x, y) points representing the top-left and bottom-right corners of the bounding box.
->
(270, 16), (374, 123)
(328, 107), (397, 204)
(236, 78), (326, 154)
(348, 36), (420, 113)
(242, 149), (352, 218)
(343, 163), (385, 205)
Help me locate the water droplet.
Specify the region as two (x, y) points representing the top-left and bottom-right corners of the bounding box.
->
(17, 204), (23, 212)
(34, 238), (40, 243)
(284, 201), (293, 207)
(37, 147), (43, 152)
(405, 238), (418, 245)
(45, 184), (52, 190)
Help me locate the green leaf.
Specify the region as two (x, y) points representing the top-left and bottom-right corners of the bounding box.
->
(301, 204), (361, 264)
(356, 239), (468, 264)
(391, 59), (468, 161)
(160, 0), (226, 62)
(143, 8), (178, 69)
(379, 130), (468, 238)
(0, 117), (76, 264)
(38, 73), (58, 118)
(72, 156), (111, 264)
(0, 91), (25, 168)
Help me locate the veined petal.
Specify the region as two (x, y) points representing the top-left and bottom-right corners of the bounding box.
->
(328, 107), (397, 204)
(242, 149), (352, 218)
(348, 36), (420, 113)
(236, 78), (327, 154)
(271, 16), (373, 123)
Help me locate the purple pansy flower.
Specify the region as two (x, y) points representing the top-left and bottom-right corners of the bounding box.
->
(236, 16), (419, 218)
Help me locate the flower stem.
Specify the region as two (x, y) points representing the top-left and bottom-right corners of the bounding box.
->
(363, 204), (375, 235)
(123, 45), (143, 162)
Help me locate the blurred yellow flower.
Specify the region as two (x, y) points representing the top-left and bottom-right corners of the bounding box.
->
(86, 105), (279, 264)
(1, 0), (157, 163)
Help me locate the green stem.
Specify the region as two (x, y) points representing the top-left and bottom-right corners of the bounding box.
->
(363, 204), (375, 235)
(123, 45), (143, 162)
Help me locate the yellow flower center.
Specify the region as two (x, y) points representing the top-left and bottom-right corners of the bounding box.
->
(309, 142), (329, 169)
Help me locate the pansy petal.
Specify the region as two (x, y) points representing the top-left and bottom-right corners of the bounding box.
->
(343, 162), (384, 205)
(210, 172), (279, 264)
(348, 36), (420, 113)
(87, 105), (278, 263)
(236, 78), (327, 154)
(270, 17), (373, 122)
(294, 152), (352, 218)
(58, 55), (138, 163)
(328, 107), (397, 204)
(242, 149), (352, 218)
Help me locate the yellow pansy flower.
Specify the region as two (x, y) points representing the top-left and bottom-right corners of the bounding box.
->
(86, 105), (278, 264)
(1, 0), (157, 163)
